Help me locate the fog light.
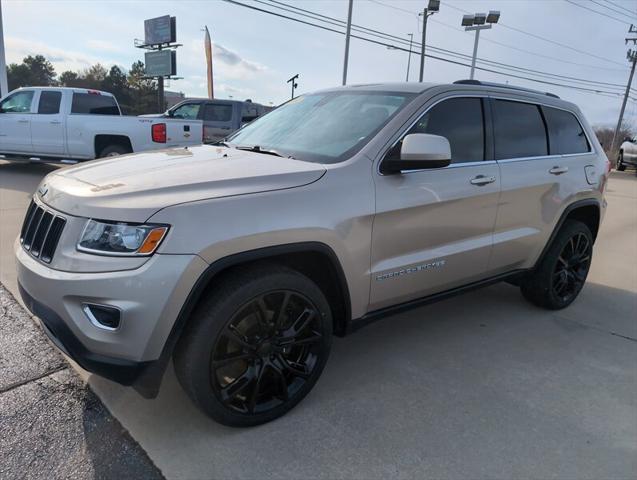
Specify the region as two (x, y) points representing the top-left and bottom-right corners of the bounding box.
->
(82, 304), (121, 331)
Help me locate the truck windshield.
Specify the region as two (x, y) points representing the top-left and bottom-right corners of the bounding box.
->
(226, 91), (415, 164)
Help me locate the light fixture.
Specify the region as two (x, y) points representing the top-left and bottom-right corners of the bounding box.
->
(486, 10), (501, 24)
(428, 0), (440, 12)
(474, 13), (487, 25)
(462, 15), (475, 27)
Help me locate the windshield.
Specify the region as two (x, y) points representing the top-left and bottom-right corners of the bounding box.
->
(226, 91), (415, 163)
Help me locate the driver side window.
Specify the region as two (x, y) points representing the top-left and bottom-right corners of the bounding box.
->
(0, 91), (35, 114)
(171, 103), (200, 120)
(407, 97), (485, 163)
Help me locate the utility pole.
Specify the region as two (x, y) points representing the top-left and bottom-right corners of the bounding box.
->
(287, 74), (299, 99)
(406, 33), (413, 82)
(611, 24), (637, 155)
(0, 0), (8, 97)
(418, 0), (440, 82)
(342, 0), (353, 85)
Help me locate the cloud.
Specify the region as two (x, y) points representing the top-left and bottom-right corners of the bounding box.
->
(6, 36), (118, 73)
(86, 40), (124, 54)
(214, 44), (266, 74)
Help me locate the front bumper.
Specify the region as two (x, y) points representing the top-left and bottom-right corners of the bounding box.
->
(16, 238), (208, 391)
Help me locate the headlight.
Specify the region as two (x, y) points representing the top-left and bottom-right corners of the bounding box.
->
(77, 219), (168, 256)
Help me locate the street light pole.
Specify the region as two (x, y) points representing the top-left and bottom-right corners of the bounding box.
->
(418, 0), (440, 82)
(462, 11), (500, 80)
(0, 0), (8, 97)
(342, 0), (354, 85)
(406, 33), (413, 82)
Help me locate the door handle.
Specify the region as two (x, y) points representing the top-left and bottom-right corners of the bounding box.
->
(18, 119), (29, 124)
(470, 175), (496, 186)
(50, 120), (61, 125)
(549, 166), (568, 175)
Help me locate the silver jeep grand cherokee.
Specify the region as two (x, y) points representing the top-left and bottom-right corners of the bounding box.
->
(16, 81), (609, 426)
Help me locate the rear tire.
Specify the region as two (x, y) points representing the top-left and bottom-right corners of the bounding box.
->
(520, 220), (593, 310)
(617, 152), (626, 171)
(174, 265), (333, 427)
(98, 144), (130, 158)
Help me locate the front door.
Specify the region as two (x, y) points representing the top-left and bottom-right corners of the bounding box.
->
(0, 90), (35, 154)
(370, 96), (500, 311)
(31, 90), (65, 155)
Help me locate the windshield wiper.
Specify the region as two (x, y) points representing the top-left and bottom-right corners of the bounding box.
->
(236, 145), (291, 158)
(211, 140), (232, 147)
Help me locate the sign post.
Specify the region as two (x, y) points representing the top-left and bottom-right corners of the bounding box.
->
(0, 0), (8, 98)
(136, 15), (181, 112)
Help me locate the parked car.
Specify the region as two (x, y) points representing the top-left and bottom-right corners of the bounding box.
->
(17, 80), (608, 427)
(0, 87), (203, 162)
(143, 98), (273, 144)
(617, 137), (637, 173)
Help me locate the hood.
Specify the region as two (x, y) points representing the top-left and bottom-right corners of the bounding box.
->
(39, 145), (326, 222)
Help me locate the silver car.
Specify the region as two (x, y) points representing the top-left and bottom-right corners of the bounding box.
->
(16, 81), (609, 426)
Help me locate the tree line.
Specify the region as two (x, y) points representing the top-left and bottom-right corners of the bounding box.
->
(7, 55), (159, 115)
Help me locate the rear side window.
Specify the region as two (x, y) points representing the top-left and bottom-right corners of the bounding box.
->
(493, 100), (547, 160)
(204, 104), (233, 122)
(71, 93), (119, 115)
(542, 107), (590, 155)
(408, 97), (485, 163)
(171, 103), (200, 119)
(38, 91), (62, 114)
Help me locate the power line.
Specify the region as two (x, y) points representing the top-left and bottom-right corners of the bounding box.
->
(443, 1), (627, 67)
(221, 0), (634, 100)
(604, 0), (637, 17)
(563, 0), (631, 25)
(260, 0), (628, 92)
(592, 0), (637, 18)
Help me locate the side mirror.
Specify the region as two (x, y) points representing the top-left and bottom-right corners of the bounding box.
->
(382, 134), (451, 174)
(624, 136), (633, 143)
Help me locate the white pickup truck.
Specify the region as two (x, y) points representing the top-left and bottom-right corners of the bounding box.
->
(0, 87), (203, 162)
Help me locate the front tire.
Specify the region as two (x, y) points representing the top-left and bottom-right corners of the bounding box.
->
(174, 265), (333, 427)
(617, 152), (626, 171)
(520, 220), (593, 310)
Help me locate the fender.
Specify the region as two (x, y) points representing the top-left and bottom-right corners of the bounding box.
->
(133, 242), (352, 398)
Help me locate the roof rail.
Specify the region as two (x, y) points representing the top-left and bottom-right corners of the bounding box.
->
(453, 79), (560, 99)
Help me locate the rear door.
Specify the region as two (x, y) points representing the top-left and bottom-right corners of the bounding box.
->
(31, 89), (65, 155)
(202, 102), (235, 143)
(488, 97), (592, 272)
(370, 95), (501, 311)
(0, 90), (35, 153)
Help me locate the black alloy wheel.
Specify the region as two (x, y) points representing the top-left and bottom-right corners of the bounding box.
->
(211, 291), (324, 415)
(174, 266), (332, 427)
(520, 220), (593, 310)
(551, 232), (591, 304)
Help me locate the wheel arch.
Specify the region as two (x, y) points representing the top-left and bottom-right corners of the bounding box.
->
(132, 242), (352, 398)
(94, 134), (133, 157)
(536, 199), (601, 268)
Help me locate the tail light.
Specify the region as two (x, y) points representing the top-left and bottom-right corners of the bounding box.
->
(152, 123), (167, 143)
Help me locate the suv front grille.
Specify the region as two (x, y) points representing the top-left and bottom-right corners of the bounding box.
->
(20, 200), (66, 264)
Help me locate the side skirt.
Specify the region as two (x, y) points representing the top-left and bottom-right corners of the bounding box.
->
(346, 269), (528, 334)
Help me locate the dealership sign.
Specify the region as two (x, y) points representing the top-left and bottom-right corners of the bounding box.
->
(144, 15), (176, 46)
(145, 50), (176, 77)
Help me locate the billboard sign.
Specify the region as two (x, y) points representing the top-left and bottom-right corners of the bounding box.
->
(144, 15), (176, 45)
(145, 50), (176, 77)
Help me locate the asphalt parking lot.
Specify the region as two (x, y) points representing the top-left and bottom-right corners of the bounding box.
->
(1, 159), (636, 479)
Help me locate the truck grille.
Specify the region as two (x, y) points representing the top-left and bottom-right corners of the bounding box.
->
(20, 200), (66, 264)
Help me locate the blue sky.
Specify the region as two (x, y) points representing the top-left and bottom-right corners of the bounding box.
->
(2, 0), (635, 126)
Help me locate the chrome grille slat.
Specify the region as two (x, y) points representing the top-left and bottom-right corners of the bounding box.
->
(19, 199), (66, 264)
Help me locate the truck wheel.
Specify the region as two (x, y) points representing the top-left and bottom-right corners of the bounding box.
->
(520, 220), (593, 310)
(174, 265), (333, 427)
(617, 152), (626, 171)
(98, 144), (130, 158)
